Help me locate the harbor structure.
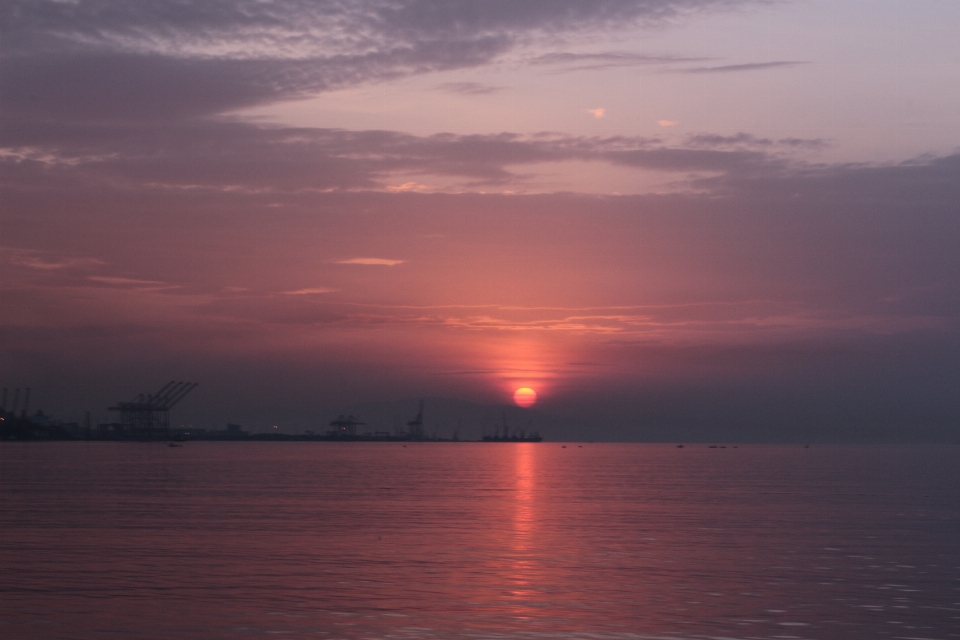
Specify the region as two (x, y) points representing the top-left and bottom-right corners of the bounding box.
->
(105, 381), (198, 439)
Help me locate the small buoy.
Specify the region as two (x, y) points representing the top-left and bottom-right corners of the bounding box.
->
(561, 445), (566, 448)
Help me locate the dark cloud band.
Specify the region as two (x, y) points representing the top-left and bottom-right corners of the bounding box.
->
(2, 0), (766, 123)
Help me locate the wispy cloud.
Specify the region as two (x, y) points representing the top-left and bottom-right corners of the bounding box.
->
(680, 61), (810, 74)
(586, 108), (606, 119)
(214, 300), (949, 342)
(435, 82), (502, 95)
(5, 248), (105, 271)
(2, 122), (792, 194)
(283, 287), (337, 295)
(686, 133), (827, 150)
(528, 51), (707, 72)
(386, 182), (433, 193)
(88, 276), (170, 288)
(336, 258), (405, 266)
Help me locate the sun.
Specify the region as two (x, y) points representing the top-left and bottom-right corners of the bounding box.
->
(513, 387), (537, 408)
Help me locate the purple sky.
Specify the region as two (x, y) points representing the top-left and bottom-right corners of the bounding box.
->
(2, 0), (959, 440)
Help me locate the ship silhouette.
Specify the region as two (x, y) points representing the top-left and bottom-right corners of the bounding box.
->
(481, 411), (542, 442)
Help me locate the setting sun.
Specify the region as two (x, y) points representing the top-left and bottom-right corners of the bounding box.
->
(513, 387), (537, 408)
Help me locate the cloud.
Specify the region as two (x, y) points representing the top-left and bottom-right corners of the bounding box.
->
(284, 287), (337, 295)
(4, 1), (759, 55)
(680, 61), (810, 74)
(9, 153), (959, 327)
(1, 0), (768, 124)
(0, 119), (788, 193)
(4, 248), (105, 271)
(336, 258), (405, 266)
(685, 133), (827, 150)
(587, 108), (606, 119)
(387, 182), (434, 193)
(88, 276), (171, 287)
(434, 82), (502, 95)
(2, 114), (940, 202)
(528, 51), (707, 72)
(658, 120), (679, 127)
(0, 46), (511, 125)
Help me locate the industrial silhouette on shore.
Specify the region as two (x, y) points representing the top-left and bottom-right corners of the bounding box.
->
(481, 410), (542, 442)
(104, 380), (199, 440)
(105, 381), (199, 439)
(2, 385), (545, 442)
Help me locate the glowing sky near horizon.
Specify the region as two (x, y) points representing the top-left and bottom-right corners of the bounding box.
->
(2, 0), (959, 436)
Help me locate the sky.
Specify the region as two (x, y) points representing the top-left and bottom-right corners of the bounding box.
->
(2, 0), (959, 441)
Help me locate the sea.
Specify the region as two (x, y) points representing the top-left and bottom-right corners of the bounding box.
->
(1, 442), (958, 640)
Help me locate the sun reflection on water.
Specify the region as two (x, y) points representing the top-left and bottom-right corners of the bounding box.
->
(513, 443), (535, 545)
(506, 444), (538, 618)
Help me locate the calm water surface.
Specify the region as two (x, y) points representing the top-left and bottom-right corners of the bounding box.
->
(1, 443), (958, 639)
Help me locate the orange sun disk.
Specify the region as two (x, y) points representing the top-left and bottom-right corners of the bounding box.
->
(513, 387), (537, 408)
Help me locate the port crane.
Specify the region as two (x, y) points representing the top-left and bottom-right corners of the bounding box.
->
(108, 381), (198, 438)
(406, 400), (425, 439)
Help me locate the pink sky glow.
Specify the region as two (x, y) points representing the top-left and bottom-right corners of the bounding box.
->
(2, 1), (959, 439)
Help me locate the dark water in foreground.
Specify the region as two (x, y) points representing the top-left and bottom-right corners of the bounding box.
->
(1, 443), (959, 640)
